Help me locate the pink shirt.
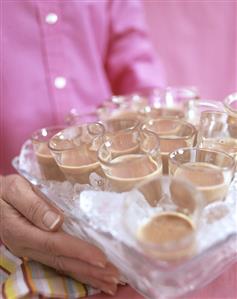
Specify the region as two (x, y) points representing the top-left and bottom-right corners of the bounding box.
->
(1, 0), (165, 174)
(1, 2), (236, 298)
(144, 1), (237, 100)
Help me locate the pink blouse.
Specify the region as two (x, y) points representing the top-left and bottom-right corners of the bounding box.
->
(1, 0), (165, 174)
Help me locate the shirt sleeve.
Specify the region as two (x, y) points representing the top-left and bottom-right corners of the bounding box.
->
(105, 0), (166, 95)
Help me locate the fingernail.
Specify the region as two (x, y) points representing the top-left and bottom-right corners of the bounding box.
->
(93, 261), (106, 268)
(105, 289), (115, 296)
(43, 210), (61, 230)
(111, 277), (120, 284)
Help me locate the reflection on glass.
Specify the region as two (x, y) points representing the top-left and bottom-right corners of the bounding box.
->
(143, 118), (196, 174)
(169, 148), (235, 205)
(197, 110), (237, 164)
(98, 128), (162, 192)
(32, 126), (66, 181)
(49, 123), (105, 184)
(124, 176), (203, 261)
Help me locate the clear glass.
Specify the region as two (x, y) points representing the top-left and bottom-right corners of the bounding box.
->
(149, 86), (200, 120)
(197, 110), (237, 164)
(224, 92), (237, 115)
(103, 118), (140, 134)
(224, 92), (237, 136)
(185, 99), (224, 127)
(124, 176), (203, 261)
(65, 111), (99, 126)
(49, 123), (105, 184)
(169, 147), (235, 205)
(98, 128), (162, 192)
(67, 114), (140, 136)
(13, 142), (237, 299)
(143, 118), (197, 174)
(31, 126), (66, 181)
(97, 91), (152, 121)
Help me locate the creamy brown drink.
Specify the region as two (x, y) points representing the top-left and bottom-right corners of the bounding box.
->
(103, 154), (162, 192)
(200, 137), (237, 163)
(143, 119), (196, 174)
(160, 139), (190, 175)
(147, 107), (185, 119)
(107, 131), (140, 157)
(58, 144), (103, 184)
(35, 143), (65, 181)
(111, 110), (144, 121)
(49, 124), (105, 184)
(137, 212), (195, 260)
(174, 162), (228, 204)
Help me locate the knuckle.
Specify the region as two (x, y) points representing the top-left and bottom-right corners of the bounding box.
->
(5, 175), (20, 198)
(1, 216), (24, 247)
(0, 199), (22, 246)
(0, 207), (11, 244)
(51, 256), (65, 272)
(25, 199), (44, 224)
(43, 237), (57, 255)
(1, 220), (12, 245)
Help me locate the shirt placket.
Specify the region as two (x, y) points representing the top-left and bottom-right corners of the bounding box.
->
(36, 1), (73, 124)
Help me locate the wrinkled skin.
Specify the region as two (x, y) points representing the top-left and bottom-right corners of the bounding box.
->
(0, 175), (119, 295)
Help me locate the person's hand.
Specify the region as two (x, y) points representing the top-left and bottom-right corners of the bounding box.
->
(0, 174), (119, 295)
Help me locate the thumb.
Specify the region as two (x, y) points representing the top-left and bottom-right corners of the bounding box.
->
(2, 175), (63, 231)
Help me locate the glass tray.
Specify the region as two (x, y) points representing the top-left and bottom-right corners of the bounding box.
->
(12, 140), (237, 299)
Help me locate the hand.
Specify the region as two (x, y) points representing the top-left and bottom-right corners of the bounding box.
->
(0, 175), (119, 295)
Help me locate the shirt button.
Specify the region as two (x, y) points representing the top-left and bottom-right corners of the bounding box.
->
(45, 13), (58, 25)
(54, 77), (67, 89)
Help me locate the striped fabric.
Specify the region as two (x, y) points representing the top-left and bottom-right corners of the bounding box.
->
(0, 245), (100, 299)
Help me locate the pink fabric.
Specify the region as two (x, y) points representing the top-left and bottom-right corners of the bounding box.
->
(143, 0), (237, 100)
(1, 0), (165, 174)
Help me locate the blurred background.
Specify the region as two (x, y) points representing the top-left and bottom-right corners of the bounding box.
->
(143, 0), (237, 100)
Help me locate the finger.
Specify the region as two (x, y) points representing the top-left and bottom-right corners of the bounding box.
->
(2, 203), (109, 268)
(2, 174), (63, 231)
(20, 248), (119, 294)
(68, 271), (118, 296)
(28, 230), (109, 268)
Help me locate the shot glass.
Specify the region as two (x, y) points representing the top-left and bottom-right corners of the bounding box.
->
(169, 148), (235, 205)
(143, 118), (197, 174)
(49, 123), (105, 184)
(185, 99), (224, 128)
(65, 110), (99, 126)
(224, 92), (237, 138)
(32, 126), (66, 181)
(224, 92), (237, 115)
(97, 91), (153, 121)
(149, 86), (199, 120)
(98, 128), (162, 192)
(124, 176), (203, 261)
(197, 110), (237, 163)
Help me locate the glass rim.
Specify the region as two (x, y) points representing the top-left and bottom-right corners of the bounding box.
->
(102, 91), (151, 106)
(48, 123), (105, 152)
(200, 109), (227, 118)
(142, 118), (197, 140)
(102, 118), (140, 132)
(224, 92), (237, 114)
(124, 175), (203, 252)
(31, 125), (67, 142)
(135, 212), (196, 252)
(165, 86), (199, 97)
(66, 111), (99, 122)
(97, 128), (160, 166)
(169, 147), (236, 171)
(188, 98), (224, 108)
